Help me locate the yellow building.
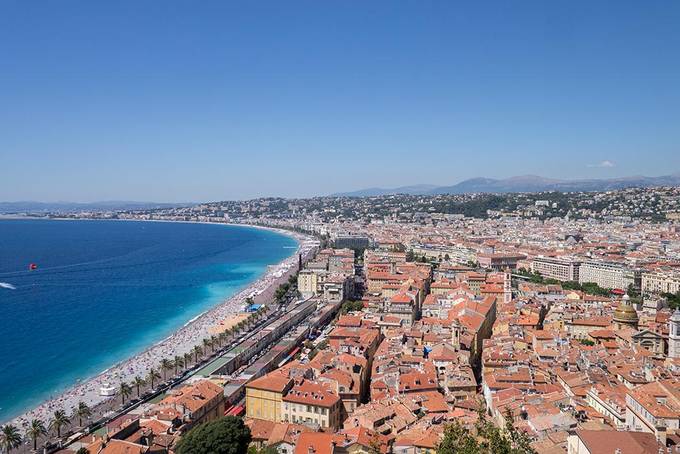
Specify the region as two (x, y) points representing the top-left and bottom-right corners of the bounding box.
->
(245, 373), (294, 422)
(282, 381), (343, 430)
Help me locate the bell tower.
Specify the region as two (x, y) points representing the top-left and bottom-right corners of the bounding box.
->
(669, 309), (680, 359)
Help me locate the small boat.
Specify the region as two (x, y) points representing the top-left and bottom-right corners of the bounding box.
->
(29, 263), (38, 270)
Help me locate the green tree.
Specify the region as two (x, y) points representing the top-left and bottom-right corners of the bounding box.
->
(147, 368), (161, 389)
(49, 410), (70, 438)
(26, 419), (47, 451)
(160, 358), (173, 380)
(0, 424), (22, 453)
(248, 447), (279, 454)
(341, 300), (364, 314)
(132, 376), (146, 398)
(75, 401), (92, 427)
(76, 448), (90, 454)
(184, 352), (193, 368)
(193, 345), (204, 363)
(437, 407), (535, 454)
(437, 419), (478, 454)
(662, 291), (680, 309)
(174, 355), (185, 375)
(202, 338), (213, 355)
(175, 416), (252, 454)
(119, 382), (133, 405)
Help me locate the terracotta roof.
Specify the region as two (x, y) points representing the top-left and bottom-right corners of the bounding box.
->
(283, 381), (340, 407)
(294, 432), (336, 454)
(575, 429), (662, 454)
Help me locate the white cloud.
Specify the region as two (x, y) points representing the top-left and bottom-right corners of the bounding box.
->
(588, 160), (615, 168)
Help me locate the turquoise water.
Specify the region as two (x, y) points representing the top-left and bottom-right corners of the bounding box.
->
(0, 219), (297, 422)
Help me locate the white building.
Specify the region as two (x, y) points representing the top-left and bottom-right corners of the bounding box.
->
(531, 256), (580, 282)
(578, 260), (636, 290)
(641, 270), (680, 295)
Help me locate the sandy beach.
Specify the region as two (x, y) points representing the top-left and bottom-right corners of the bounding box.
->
(5, 221), (317, 433)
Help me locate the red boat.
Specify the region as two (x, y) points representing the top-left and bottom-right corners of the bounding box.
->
(29, 263), (38, 270)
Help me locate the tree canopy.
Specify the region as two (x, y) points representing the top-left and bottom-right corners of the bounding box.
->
(341, 300), (364, 314)
(175, 416), (252, 454)
(437, 409), (535, 454)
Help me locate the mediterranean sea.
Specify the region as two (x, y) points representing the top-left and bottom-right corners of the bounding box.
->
(0, 219), (297, 422)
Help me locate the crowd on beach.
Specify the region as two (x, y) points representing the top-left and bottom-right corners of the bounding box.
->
(7, 228), (316, 437)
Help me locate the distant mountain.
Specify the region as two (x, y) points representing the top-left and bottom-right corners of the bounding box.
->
(332, 184), (438, 197)
(332, 173), (680, 197)
(432, 174), (680, 194)
(0, 201), (191, 214)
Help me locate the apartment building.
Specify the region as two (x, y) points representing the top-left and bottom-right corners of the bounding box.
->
(245, 373), (295, 422)
(477, 253), (525, 271)
(531, 256), (580, 282)
(567, 430), (662, 454)
(282, 381), (343, 430)
(578, 260), (638, 290)
(156, 380), (226, 430)
(641, 270), (680, 295)
(625, 380), (680, 444)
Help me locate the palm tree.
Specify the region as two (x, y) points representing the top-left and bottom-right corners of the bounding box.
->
(49, 410), (70, 438)
(132, 375), (146, 398)
(193, 345), (203, 363)
(147, 368), (161, 389)
(119, 382), (132, 405)
(26, 419), (47, 451)
(217, 332), (227, 348)
(0, 424), (22, 453)
(210, 335), (218, 352)
(202, 338), (212, 354)
(183, 352), (193, 368)
(173, 355), (184, 375)
(160, 358), (173, 380)
(75, 401), (92, 427)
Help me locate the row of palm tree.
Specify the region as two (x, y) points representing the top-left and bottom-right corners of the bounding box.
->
(0, 402), (87, 453)
(114, 308), (268, 413)
(0, 304), (273, 453)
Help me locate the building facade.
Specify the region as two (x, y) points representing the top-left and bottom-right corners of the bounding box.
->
(531, 256), (580, 282)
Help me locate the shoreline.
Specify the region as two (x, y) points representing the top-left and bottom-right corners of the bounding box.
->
(2, 218), (317, 429)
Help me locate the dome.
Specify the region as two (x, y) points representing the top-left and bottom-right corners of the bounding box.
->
(613, 294), (639, 325)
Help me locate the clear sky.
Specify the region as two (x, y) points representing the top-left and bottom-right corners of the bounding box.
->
(1, 1), (679, 202)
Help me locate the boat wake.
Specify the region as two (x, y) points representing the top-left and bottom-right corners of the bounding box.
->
(0, 282), (16, 290)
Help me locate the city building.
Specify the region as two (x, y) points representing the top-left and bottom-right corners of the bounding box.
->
(531, 256), (580, 282)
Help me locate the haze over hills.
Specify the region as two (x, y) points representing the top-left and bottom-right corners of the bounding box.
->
(0, 201), (191, 214)
(333, 173), (680, 197)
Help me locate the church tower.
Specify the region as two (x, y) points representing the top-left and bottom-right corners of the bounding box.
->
(669, 309), (680, 359)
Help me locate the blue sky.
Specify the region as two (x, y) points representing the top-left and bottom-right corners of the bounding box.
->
(1, 1), (679, 202)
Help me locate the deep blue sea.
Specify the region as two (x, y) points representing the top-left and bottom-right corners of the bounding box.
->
(0, 219), (297, 422)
